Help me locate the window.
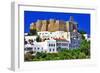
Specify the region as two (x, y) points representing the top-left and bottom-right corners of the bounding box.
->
(53, 49), (55, 51)
(51, 44), (53, 46)
(49, 49), (51, 52)
(24, 48), (27, 50)
(41, 47), (43, 50)
(24, 40), (27, 45)
(57, 43), (61, 46)
(27, 47), (32, 51)
(34, 47), (36, 50)
(49, 44), (50, 46)
(57, 43), (59, 46)
(28, 39), (33, 44)
(49, 44), (55, 47)
(38, 47), (39, 50)
(62, 43), (68, 46)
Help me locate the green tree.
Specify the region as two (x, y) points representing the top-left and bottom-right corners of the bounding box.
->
(36, 36), (42, 42)
(78, 30), (86, 34)
(78, 52), (86, 59)
(78, 30), (86, 40)
(80, 39), (90, 57)
(81, 34), (85, 40)
(29, 29), (37, 35)
(31, 39), (90, 61)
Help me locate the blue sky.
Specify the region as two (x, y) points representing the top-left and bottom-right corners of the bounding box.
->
(24, 11), (90, 35)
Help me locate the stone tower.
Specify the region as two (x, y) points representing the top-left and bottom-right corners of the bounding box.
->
(36, 20), (42, 31)
(48, 19), (55, 32)
(65, 16), (78, 32)
(30, 22), (36, 30)
(41, 20), (48, 31)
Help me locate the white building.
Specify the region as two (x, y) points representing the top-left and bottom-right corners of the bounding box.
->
(24, 33), (28, 36)
(33, 39), (57, 53)
(24, 31), (82, 53)
(46, 39), (57, 53)
(37, 31), (50, 40)
(83, 34), (90, 41)
(38, 31), (70, 41)
(25, 35), (37, 42)
(50, 31), (70, 40)
(25, 39), (57, 53)
(55, 38), (70, 50)
(33, 41), (47, 52)
(24, 43), (33, 53)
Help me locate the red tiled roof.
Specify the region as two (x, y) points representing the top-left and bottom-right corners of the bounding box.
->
(53, 38), (68, 41)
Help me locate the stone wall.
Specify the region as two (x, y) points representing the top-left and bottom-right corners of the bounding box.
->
(29, 17), (78, 32)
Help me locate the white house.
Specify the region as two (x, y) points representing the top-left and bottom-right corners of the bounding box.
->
(46, 39), (57, 53)
(55, 38), (70, 50)
(24, 43), (33, 53)
(25, 35), (37, 42)
(33, 41), (47, 52)
(24, 39), (57, 53)
(33, 39), (57, 53)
